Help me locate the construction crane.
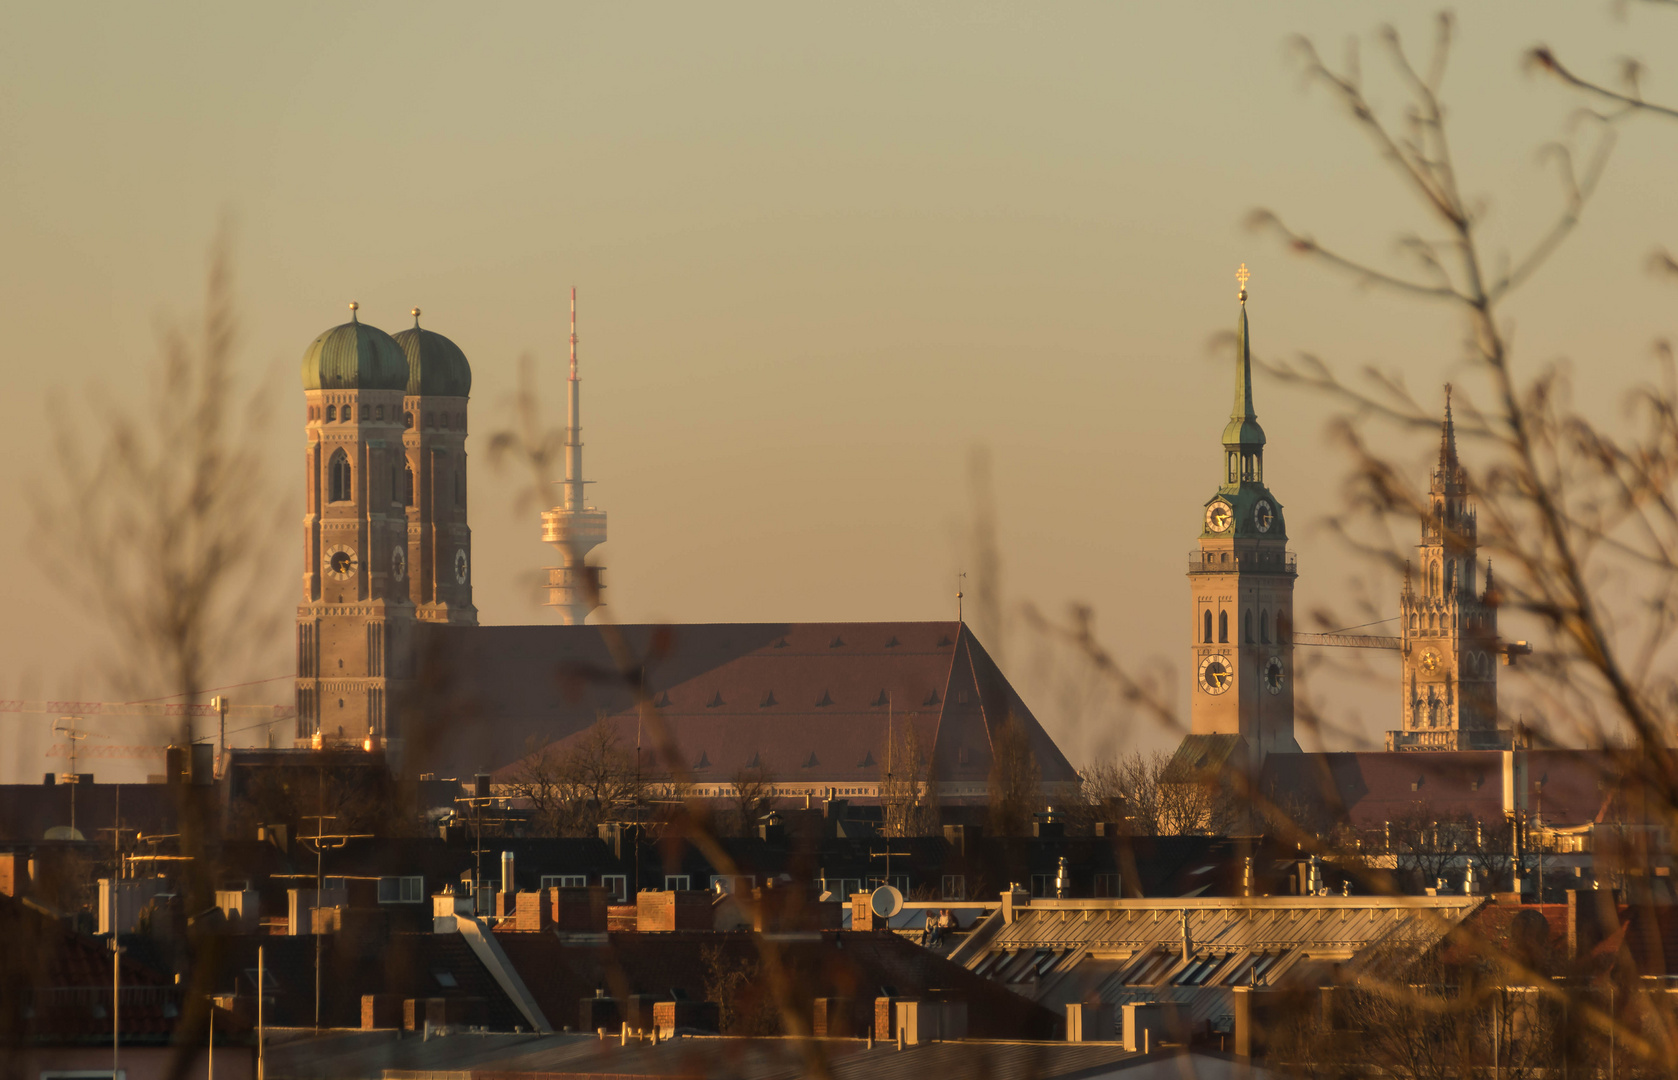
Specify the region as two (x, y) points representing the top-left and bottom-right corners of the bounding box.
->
(1, 699), (294, 722)
(1292, 632), (1532, 664)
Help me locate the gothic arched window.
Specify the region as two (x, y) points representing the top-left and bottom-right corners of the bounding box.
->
(403, 463), (414, 507)
(361, 404), (371, 421)
(328, 449), (352, 503)
(1260, 609), (1270, 644)
(454, 465), (464, 507)
(404, 411), (414, 429)
(1244, 610), (1253, 643)
(1203, 610), (1213, 644)
(325, 405), (335, 421)
(1218, 611), (1229, 643)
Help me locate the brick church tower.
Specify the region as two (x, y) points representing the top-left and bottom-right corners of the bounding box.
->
(392, 309), (477, 628)
(294, 304), (475, 749)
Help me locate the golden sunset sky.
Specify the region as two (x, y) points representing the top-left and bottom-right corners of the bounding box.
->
(2, 3), (1674, 779)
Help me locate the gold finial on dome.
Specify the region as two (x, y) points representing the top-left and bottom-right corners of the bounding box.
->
(411, 307), (421, 327)
(1236, 263), (1250, 304)
(349, 300), (360, 322)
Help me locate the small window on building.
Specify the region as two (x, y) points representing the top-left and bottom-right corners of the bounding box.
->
(328, 449), (352, 503)
(403, 464), (414, 506)
(404, 411), (414, 429)
(426, 411), (435, 427)
(1259, 610), (1269, 643)
(1218, 611), (1229, 643)
(326, 404), (336, 421)
(942, 875), (966, 900)
(375, 405), (384, 421)
(377, 876), (424, 903)
(1203, 610), (1213, 643)
(822, 877), (861, 899)
(433, 970), (458, 988)
(664, 875), (691, 891)
(539, 875), (587, 889)
(1244, 611), (1253, 643)
(601, 874), (628, 902)
(1094, 873), (1122, 898)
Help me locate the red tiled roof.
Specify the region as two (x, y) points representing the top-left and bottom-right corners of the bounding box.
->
(0, 892), (181, 1044)
(405, 623), (1075, 787)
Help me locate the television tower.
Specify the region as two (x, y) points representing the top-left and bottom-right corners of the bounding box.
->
(542, 287), (608, 623)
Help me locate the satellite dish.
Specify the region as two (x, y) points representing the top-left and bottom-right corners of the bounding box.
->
(869, 884), (903, 919)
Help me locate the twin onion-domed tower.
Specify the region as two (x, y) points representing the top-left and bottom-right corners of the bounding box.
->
(295, 303), (477, 748)
(1185, 267), (1300, 766)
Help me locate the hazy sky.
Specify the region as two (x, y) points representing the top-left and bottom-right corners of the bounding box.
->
(3, 3), (1675, 781)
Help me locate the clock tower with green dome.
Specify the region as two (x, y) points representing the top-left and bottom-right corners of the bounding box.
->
(1185, 267), (1300, 764)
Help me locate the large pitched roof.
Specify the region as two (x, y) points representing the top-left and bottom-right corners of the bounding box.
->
(1257, 750), (1632, 831)
(402, 622), (1076, 789)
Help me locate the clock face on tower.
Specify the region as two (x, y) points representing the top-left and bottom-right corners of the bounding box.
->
(1264, 656), (1285, 694)
(391, 545), (406, 580)
(1205, 501), (1233, 533)
(325, 545), (358, 581)
(454, 548), (469, 585)
(1420, 648), (1442, 675)
(1198, 654), (1233, 694)
(1254, 500), (1274, 533)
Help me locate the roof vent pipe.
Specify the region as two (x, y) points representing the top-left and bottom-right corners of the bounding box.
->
(501, 850), (515, 894)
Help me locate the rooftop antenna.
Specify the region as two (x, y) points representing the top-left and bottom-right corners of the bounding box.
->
(54, 716), (87, 834)
(956, 571), (966, 624)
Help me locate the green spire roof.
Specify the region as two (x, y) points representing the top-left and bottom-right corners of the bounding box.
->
(1221, 297), (1267, 449)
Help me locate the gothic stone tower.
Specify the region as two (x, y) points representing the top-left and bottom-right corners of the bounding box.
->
(392, 310), (477, 627)
(296, 304), (420, 747)
(1387, 392), (1504, 750)
(1187, 269), (1300, 764)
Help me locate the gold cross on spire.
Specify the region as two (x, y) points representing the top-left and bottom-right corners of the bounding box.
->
(1236, 263), (1250, 302)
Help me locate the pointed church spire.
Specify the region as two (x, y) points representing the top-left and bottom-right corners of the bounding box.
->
(1222, 265), (1266, 452)
(1439, 383), (1459, 470)
(1432, 384), (1465, 495)
(1233, 263), (1255, 423)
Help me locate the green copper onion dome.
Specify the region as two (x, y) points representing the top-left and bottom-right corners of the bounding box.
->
(300, 303), (410, 392)
(391, 308), (472, 398)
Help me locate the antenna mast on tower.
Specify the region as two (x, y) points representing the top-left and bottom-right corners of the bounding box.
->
(542, 287), (609, 623)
